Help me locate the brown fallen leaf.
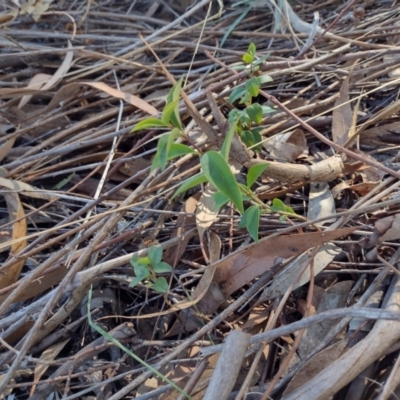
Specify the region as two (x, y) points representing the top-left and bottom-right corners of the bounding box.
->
(30, 338), (70, 397)
(332, 76), (352, 146)
(0, 80), (159, 116)
(362, 214), (400, 248)
(0, 192), (27, 289)
(167, 228), (355, 335)
(263, 129), (308, 162)
(283, 339), (349, 396)
(297, 281), (353, 360)
(216, 228), (355, 298)
(19, 41), (73, 108)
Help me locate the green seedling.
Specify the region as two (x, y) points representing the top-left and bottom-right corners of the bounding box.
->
(131, 76), (197, 172)
(131, 43), (300, 245)
(130, 246), (173, 293)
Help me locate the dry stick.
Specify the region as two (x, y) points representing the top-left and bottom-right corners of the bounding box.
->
(259, 89), (400, 180)
(260, 257), (315, 400)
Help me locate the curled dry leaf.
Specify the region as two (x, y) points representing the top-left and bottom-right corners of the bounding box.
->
(332, 76), (352, 146)
(307, 182), (336, 225)
(259, 243), (342, 302)
(283, 339), (349, 396)
(0, 193), (27, 289)
(11, 0), (54, 21)
(19, 41), (73, 109)
(363, 214), (400, 248)
(263, 129), (308, 162)
(297, 281), (353, 360)
(196, 184), (220, 239)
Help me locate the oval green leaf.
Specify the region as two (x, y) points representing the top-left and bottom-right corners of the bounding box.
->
(201, 151), (244, 214)
(245, 77), (260, 97)
(153, 262), (173, 273)
(153, 277), (169, 293)
(247, 163), (269, 188)
(244, 205), (261, 242)
(173, 172), (208, 199)
(162, 100), (179, 126)
(131, 118), (168, 132)
(148, 246), (163, 266)
(246, 103), (263, 124)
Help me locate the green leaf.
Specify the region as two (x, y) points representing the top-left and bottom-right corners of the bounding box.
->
(133, 263), (151, 279)
(244, 205), (261, 242)
(153, 277), (169, 293)
(247, 42), (256, 56)
(131, 118), (168, 132)
(250, 128), (262, 152)
(154, 133), (170, 172)
(201, 151), (244, 214)
(166, 77), (183, 129)
(271, 198), (286, 212)
(257, 74), (273, 85)
(152, 143), (197, 171)
(240, 130), (254, 148)
(129, 275), (145, 288)
(239, 112), (251, 127)
(221, 120), (238, 160)
(166, 76), (183, 104)
(229, 86), (247, 104)
(153, 262), (173, 273)
(242, 53), (254, 64)
(173, 172), (208, 199)
(246, 103), (263, 124)
(212, 191), (230, 210)
(262, 105), (276, 115)
(148, 246), (163, 266)
(247, 163), (269, 187)
(228, 109), (241, 124)
(169, 143), (196, 157)
(270, 198), (295, 214)
(130, 256), (149, 269)
(162, 100), (179, 126)
(241, 92), (252, 105)
(253, 53), (270, 66)
(245, 77), (260, 97)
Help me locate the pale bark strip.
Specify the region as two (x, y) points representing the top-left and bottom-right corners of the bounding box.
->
(203, 330), (251, 400)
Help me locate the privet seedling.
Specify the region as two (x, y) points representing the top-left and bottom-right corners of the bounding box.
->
(131, 43), (297, 243)
(130, 246), (172, 293)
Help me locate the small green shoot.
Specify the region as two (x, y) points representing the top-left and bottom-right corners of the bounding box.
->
(131, 77), (191, 172)
(130, 246), (173, 293)
(132, 42), (300, 245)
